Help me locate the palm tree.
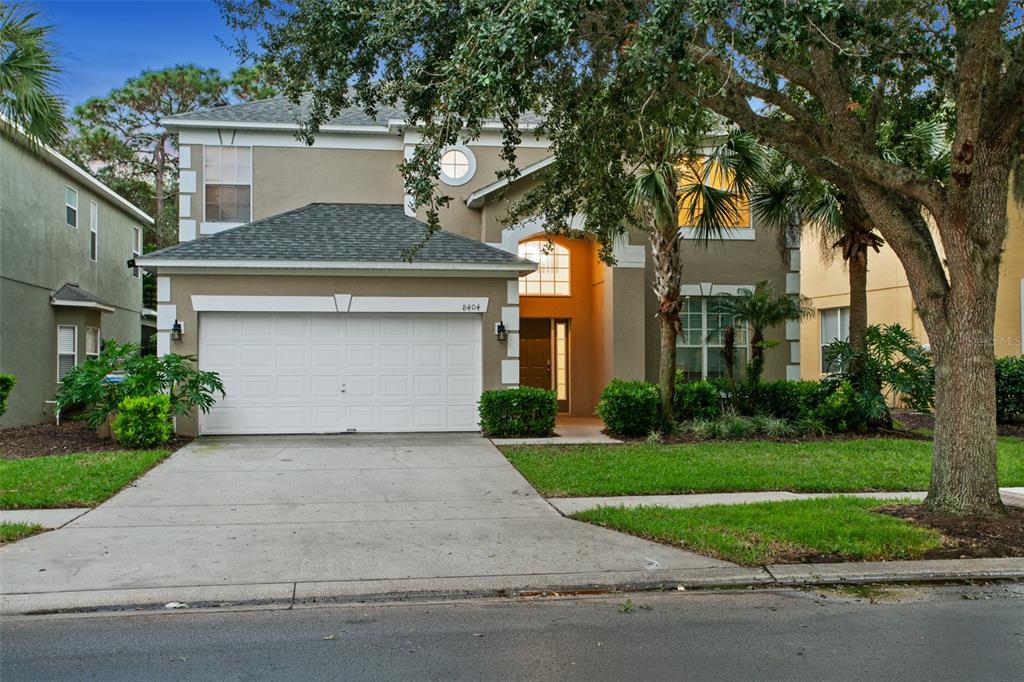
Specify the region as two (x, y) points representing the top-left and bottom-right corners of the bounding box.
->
(628, 127), (766, 421)
(0, 5), (65, 145)
(751, 157), (883, 372)
(714, 281), (814, 385)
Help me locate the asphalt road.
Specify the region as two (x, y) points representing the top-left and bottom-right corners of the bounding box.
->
(2, 584), (1023, 681)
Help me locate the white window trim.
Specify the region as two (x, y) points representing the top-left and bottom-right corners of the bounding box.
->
(132, 226), (142, 278)
(438, 144), (477, 187)
(89, 201), (98, 262)
(203, 145), (253, 224)
(85, 326), (100, 358)
(65, 186), (79, 229)
(819, 306), (850, 373)
(677, 297), (751, 380)
(57, 325), (77, 382)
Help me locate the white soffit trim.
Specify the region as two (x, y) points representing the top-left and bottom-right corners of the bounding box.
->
(348, 297), (489, 314)
(680, 283), (754, 297)
(136, 258), (536, 274)
(465, 156), (554, 207)
(680, 227), (756, 241)
(192, 295), (338, 313)
(50, 300), (115, 313)
(178, 128), (405, 150)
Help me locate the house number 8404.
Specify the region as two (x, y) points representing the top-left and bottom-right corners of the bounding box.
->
(462, 303), (482, 311)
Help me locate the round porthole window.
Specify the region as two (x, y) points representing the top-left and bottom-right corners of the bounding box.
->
(438, 146), (476, 186)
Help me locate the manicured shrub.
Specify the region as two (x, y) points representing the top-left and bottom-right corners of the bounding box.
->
(478, 387), (557, 437)
(0, 374), (15, 418)
(112, 395), (173, 448)
(995, 356), (1024, 423)
(814, 380), (868, 433)
(735, 380), (821, 420)
(596, 380), (662, 437)
(674, 378), (723, 421)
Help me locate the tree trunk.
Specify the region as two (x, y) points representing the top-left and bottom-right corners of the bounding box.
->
(749, 328), (765, 384)
(857, 149), (1008, 517)
(650, 222), (684, 425)
(153, 137), (165, 247)
(847, 249), (868, 356)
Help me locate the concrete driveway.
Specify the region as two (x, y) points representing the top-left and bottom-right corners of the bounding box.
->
(1, 434), (746, 613)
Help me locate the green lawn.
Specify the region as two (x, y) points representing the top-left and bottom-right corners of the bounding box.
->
(0, 521), (44, 544)
(503, 437), (1024, 497)
(0, 449), (170, 509)
(573, 497), (943, 566)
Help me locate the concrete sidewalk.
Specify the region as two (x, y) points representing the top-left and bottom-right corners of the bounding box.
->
(550, 489), (1024, 515)
(0, 434), (733, 615)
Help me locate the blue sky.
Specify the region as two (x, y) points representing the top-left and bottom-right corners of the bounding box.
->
(33, 1), (240, 108)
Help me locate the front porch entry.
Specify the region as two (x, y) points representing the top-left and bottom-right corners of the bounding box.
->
(520, 318), (570, 412)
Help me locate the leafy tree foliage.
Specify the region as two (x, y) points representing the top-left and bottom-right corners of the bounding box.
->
(0, 4), (65, 145)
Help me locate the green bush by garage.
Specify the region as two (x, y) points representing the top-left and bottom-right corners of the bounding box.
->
(478, 387), (558, 437)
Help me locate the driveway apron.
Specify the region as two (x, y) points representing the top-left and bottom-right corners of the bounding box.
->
(0, 434), (730, 603)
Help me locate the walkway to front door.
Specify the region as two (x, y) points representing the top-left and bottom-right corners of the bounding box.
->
(0, 435), (731, 611)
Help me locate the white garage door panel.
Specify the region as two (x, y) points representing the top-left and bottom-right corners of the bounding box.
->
(199, 312), (482, 434)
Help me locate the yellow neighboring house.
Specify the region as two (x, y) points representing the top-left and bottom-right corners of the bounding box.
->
(800, 191), (1024, 378)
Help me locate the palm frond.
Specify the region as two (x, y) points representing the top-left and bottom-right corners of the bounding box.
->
(0, 5), (66, 146)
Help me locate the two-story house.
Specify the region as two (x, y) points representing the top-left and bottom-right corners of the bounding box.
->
(142, 97), (795, 435)
(0, 119), (153, 427)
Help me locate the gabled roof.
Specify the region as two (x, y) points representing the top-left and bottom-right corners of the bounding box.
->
(163, 94), (543, 132)
(1, 116), (154, 225)
(464, 156), (554, 208)
(50, 284), (115, 312)
(137, 203), (536, 273)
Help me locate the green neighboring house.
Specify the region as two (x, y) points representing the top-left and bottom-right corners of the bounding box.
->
(0, 120), (153, 427)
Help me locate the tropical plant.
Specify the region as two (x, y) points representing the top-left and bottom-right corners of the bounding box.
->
(712, 281), (814, 385)
(824, 324), (936, 422)
(751, 153), (884, 382)
(628, 127), (765, 422)
(0, 5), (65, 145)
(56, 341), (225, 428)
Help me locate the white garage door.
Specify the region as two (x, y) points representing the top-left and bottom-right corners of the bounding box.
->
(198, 312), (482, 434)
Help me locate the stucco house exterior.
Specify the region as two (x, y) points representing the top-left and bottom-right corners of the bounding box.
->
(143, 97), (795, 436)
(0, 121), (153, 427)
(799, 191), (1023, 378)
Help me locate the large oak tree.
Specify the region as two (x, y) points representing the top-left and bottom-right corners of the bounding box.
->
(226, 0), (1023, 515)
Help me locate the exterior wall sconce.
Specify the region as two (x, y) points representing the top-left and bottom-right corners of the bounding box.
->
(495, 321), (508, 342)
(171, 320), (184, 341)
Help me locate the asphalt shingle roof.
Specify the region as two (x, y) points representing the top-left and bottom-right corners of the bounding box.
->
(144, 203), (536, 267)
(166, 94), (543, 128)
(50, 283), (113, 307)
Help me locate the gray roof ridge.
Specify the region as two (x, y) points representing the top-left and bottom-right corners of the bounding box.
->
(165, 94), (298, 121)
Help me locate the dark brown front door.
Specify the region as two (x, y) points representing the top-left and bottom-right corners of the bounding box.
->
(520, 319), (552, 391)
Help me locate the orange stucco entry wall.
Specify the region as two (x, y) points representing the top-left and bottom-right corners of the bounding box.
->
(517, 235), (606, 417)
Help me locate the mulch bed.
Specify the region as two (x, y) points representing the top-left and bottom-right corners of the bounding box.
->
(0, 421), (191, 460)
(892, 409), (1024, 439)
(876, 504), (1024, 560)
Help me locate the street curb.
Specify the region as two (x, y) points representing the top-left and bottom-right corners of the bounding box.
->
(3, 558), (1022, 617)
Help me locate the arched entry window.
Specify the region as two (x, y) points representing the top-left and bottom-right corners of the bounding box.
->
(518, 240), (570, 296)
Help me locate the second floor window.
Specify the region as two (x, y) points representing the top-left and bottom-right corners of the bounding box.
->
(65, 187), (78, 228)
(518, 240), (570, 296)
(205, 146), (252, 223)
(89, 201), (98, 262)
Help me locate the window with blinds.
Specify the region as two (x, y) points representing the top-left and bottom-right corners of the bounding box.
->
(57, 325), (77, 381)
(85, 327), (100, 359)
